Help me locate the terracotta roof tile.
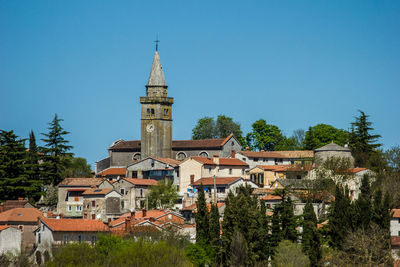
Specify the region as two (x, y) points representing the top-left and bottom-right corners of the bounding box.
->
(41, 218), (110, 232)
(82, 188), (114, 196)
(191, 156), (216, 165)
(258, 165), (312, 172)
(218, 158), (248, 166)
(0, 208), (42, 223)
(263, 195), (282, 201)
(392, 209), (400, 218)
(124, 178), (158, 186)
(0, 225), (10, 231)
(273, 151), (314, 158)
(182, 203), (225, 211)
(345, 168), (367, 174)
(392, 236), (400, 246)
(97, 168), (126, 176)
(191, 177), (241, 186)
(110, 136), (233, 151)
(59, 178), (105, 187)
(153, 157), (180, 167)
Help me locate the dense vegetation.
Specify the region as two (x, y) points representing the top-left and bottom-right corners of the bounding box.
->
(0, 114), (91, 202)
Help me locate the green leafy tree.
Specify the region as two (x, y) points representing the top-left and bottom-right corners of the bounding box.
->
(195, 184), (210, 245)
(275, 136), (299, 151)
(246, 119), (284, 151)
(272, 240), (310, 267)
(0, 130), (31, 200)
(63, 157), (92, 178)
(385, 145), (400, 173)
(303, 124), (349, 150)
(301, 199), (321, 267)
(349, 110), (381, 167)
(215, 115), (243, 140)
(40, 114), (73, 185)
(192, 117), (216, 140)
(147, 179), (178, 209)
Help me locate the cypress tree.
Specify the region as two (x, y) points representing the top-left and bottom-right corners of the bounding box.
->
(329, 184), (350, 249)
(25, 130), (43, 201)
(195, 184), (210, 245)
(354, 174), (372, 229)
(302, 198), (321, 267)
(255, 200), (270, 263)
(221, 191), (237, 264)
(209, 203), (221, 263)
(280, 190), (297, 242)
(40, 114), (73, 185)
(0, 130), (29, 200)
(270, 203), (282, 257)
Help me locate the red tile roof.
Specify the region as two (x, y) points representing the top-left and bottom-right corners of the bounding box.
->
(109, 209), (182, 228)
(191, 157), (248, 166)
(345, 168), (367, 174)
(392, 209), (400, 218)
(41, 218), (110, 232)
(191, 156), (216, 165)
(182, 203), (225, 211)
(124, 178), (158, 186)
(263, 195), (282, 201)
(0, 225), (10, 231)
(0, 208), (42, 223)
(191, 177), (241, 186)
(97, 168), (126, 176)
(258, 165), (312, 172)
(110, 135), (234, 151)
(59, 178), (105, 187)
(82, 188), (114, 196)
(153, 157), (180, 167)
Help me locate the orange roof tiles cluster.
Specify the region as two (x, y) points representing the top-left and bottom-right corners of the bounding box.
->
(191, 156), (248, 166)
(97, 168), (126, 176)
(59, 178), (105, 187)
(82, 188), (114, 196)
(258, 165), (312, 172)
(0, 225), (10, 231)
(392, 209), (400, 218)
(152, 157), (180, 167)
(262, 195), (282, 201)
(191, 177), (241, 186)
(41, 218), (110, 232)
(182, 203), (225, 212)
(0, 208), (42, 223)
(124, 178), (158, 186)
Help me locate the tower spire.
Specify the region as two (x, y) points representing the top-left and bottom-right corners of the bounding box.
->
(147, 50), (166, 87)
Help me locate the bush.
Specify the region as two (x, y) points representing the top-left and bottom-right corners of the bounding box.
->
(273, 240), (309, 267)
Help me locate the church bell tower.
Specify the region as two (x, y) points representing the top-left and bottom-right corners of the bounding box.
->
(140, 50), (173, 159)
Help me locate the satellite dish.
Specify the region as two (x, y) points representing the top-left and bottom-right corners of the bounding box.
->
(96, 214), (101, 219)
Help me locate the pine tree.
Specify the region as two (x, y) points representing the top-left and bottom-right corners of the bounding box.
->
(329, 184), (350, 249)
(270, 204), (282, 255)
(0, 130), (29, 200)
(40, 114), (73, 185)
(255, 200), (270, 263)
(302, 198), (321, 267)
(221, 191), (237, 264)
(195, 184), (210, 245)
(372, 189), (392, 250)
(349, 110), (381, 167)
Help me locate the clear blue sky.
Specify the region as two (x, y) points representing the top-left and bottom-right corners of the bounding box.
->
(1, 1), (399, 169)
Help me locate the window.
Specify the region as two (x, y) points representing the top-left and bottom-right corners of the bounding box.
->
(398, 231), (400, 236)
(121, 200), (125, 209)
(242, 158), (246, 161)
(140, 189), (143, 197)
(147, 108), (151, 116)
(231, 141), (234, 146)
(18, 225), (24, 232)
(176, 170), (180, 177)
(176, 152), (186, 160)
(91, 214), (95, 220)
(78, 235), (82, 243)
(151, 159), (155, 167)
(68, 206), (72, 212)
(217, 187), (226, 193)
(63, 235), (69, 244)
(242, 169), (245, 175)
(229, 168), (232, 175)
(120, 188), (125, 195)
(74, 196), (79, 201)
(267, 204), (271, 208)
(76, 206), (82, 211)
(254, 158), (258, 161)
(38, 233), (41, 244)
(209, 167), (212, 174)
(91, 201), (95, 207)
(199, 151), (208, 157)
(91, 236), (96, 245)
(151, 108), (155, 115)
(163, 109), (169, 116)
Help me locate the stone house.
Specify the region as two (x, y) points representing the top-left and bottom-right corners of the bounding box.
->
(0, 198), (35, 213)
(0, 226), (21, 255)
(391, 209), (400, 237)
(35, 218), (109, 259)
(0, 208), (42, 251)
(188, 177), (258, 205)
(248, 165), (312, 188)
(112, 178), (158, 212)
(57, 178), (113, 218)
(82, 188), (122, 222)
(235, 150), (313, 169)
(126, 157), (180, 185)
(179, 155), (249, 194)
(314, 142), (354, 166)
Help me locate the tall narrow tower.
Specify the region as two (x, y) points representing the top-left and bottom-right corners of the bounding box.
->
(140, 51), (173, 159)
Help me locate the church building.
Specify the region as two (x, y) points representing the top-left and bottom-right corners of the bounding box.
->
(96, 50), (241, 174)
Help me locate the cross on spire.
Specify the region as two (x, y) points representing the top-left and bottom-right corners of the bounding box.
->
(154, 36), (160, 52)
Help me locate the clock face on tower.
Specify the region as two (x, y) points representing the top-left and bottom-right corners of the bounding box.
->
(146, 124), (154, 133)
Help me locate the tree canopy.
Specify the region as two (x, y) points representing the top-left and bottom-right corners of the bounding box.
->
(147, 179), (179, 209)
(303, 124), (349, 150)
(246, 119), (285, 151)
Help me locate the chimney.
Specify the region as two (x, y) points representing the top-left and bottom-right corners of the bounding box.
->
(245, 147), (250, 151)
(125, 217), (131, 232)
(18, 197), (24, 201)
(190, 175), (195, 185)
(213, 155), (219, 165)
(130, 209), (135, 218)
(142, 208), (147, 218)
(231, 150), (236, 158)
